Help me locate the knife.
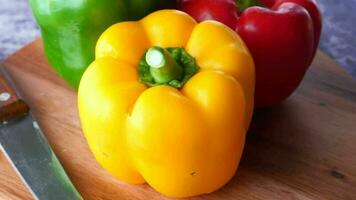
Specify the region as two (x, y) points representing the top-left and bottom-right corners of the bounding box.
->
(0, 64), (82, 200)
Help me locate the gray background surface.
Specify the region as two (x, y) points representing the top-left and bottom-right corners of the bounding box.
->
(0, 0), (355, 78)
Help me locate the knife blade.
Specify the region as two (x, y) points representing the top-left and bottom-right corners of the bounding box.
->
(0, 64), (82, 200)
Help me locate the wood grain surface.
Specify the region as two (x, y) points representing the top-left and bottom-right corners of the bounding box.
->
(0, 39), (355, 200)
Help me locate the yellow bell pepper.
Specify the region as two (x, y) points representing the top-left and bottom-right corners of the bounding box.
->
(78, 10), (255, 198)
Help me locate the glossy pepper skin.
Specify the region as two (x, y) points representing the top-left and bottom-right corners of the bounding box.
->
(29, 0), (175, 89)
(178, 0), (322, 107)
(78, 10), (255, 198)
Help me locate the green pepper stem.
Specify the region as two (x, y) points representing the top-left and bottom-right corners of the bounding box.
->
(146, 47), (184, 84)
(138, 47), (199, 89)
(236, 0), (264, 11)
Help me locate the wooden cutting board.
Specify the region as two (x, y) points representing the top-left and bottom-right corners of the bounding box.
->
(1, 39), (355, 200)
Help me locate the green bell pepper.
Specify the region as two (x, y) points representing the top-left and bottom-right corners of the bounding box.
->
(29, 0), (175, 89)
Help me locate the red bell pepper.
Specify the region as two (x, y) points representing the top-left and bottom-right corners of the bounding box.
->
(177, 0), (322, 107)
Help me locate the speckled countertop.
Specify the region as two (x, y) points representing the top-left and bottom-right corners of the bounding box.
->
(1, 0), (355, 77)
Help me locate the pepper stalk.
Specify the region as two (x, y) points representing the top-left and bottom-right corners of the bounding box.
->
(236, 0), (264, 11)
(146, 47), (184, 84)
(138, 46), (199, 89)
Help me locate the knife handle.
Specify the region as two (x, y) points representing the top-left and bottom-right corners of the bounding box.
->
(0, 69), (29, 122)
